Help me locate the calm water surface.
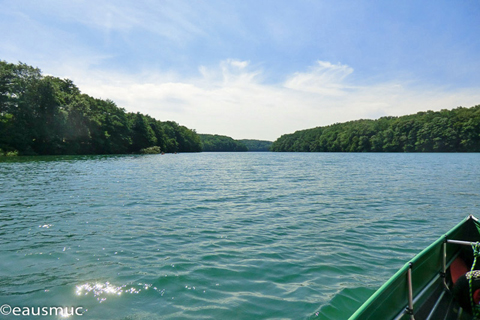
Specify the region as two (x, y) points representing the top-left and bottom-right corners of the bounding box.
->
(0, 153), (479, 319)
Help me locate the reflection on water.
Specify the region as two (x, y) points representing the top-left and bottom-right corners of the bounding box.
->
(76, 282), (155, 303)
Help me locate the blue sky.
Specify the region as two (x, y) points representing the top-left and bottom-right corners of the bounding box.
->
(1, 0), (480, 140)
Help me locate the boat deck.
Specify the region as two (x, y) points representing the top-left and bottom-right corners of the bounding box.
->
(414, 278), (472, 320)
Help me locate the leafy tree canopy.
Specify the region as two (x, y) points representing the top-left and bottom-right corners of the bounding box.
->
(238, 139), (272, 151)
(199, 134), (248, 152)
(0, 60), (202, 155)
(271, 106), (480, 152)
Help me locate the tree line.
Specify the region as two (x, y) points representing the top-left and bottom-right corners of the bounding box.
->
(0, 61), (202, 156)
(271, 105), (480, 152)
(199, 135), (273, 152)
(238, 139), (272, 152)
(3, 61), (478, 156)
(199, 134), (248, 152)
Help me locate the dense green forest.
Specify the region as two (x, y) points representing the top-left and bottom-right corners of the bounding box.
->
(199, 135), (273, 152)
(199, 134), (248, 152)
(271, 105), (480, 152)
(0, 61), (202, 156)
(238, 139), (272, 151)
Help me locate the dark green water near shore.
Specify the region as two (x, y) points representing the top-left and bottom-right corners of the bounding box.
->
(1, 153), (479, 319)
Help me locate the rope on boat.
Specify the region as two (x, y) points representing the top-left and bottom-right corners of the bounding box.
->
(469, 242), (480, 319)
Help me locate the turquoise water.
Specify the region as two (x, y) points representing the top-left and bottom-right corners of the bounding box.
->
(0, 153), (479, 319)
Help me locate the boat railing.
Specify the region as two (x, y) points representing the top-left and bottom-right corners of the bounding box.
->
(392, 238), (474, 320)
(446, 239), (480, 246)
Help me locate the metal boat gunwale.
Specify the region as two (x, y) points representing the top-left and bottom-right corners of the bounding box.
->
(349, 215), (479, 320)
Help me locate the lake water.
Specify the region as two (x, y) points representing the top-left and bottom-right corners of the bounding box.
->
(0, 153), (479, 319)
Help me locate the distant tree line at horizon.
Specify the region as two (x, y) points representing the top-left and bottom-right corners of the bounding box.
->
(199, 134), (273, 152)
(271, 105), (480, 152)
(200, 134), (248, 152)
(238, 139), (272, 151)
(0, 61), (202, 156)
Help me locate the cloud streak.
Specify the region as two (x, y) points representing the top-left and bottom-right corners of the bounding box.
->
(284, 61), (354, 95)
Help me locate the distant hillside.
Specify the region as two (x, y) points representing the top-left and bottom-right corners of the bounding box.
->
(199, 134), (248, 152)
(238, 139), (272, 151)
(271, 105), (480, 152)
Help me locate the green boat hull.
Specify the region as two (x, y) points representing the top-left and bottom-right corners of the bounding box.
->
(349, 215), (480, 320)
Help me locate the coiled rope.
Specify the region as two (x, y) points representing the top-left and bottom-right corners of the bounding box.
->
(469, 242), (480, 318)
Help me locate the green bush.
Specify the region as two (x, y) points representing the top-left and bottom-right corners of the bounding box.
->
(5, 150), (19, 156)
(140, 146), (162, 154)
(0, 148), (19, 156)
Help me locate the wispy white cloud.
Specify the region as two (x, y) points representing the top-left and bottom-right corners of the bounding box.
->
(228, 60), (249, 70)
(63, 59), (480, 141)
(284, 61), (354, 95)
(8, 0), (212, 44)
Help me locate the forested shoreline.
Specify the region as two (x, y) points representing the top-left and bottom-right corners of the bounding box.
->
(2, 61), (479, 156)
(271, 105), (480, 152)
(0, 61), (202, 156)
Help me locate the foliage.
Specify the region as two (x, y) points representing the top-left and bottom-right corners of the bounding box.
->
(271, 106), (480, 152)
(5, 150), (18, 156)
(199, 134), (248, 152)
(0, 60), (202, 155)
(0, 148), (18, 156)
(238, 139), (272, 151)
(140, 146), (162, 154)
